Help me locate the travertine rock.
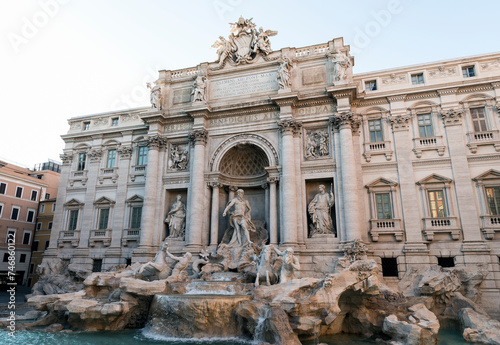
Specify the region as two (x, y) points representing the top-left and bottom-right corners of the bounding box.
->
(119, 277), (168, 296)
(459, 308), (500, 345)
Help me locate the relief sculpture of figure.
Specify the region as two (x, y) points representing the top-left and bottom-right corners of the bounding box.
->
(169, 145), (188, 170)
(273, 247), (300, 284)
(165, 195), (186, 239)
(308, 185), (335, 236)
(191, 76), (207, 103)
(147, 82), (162, 110)
(222, 189), (255, 246)
(277, 57), (292, 89)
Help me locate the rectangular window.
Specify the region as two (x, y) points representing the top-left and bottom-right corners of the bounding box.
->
(3, 253), (8, 262)
(437, 257), (455, 268)
(7, 229), (16, 242)
(45, 240), (50, 250)
(365, 80), (377, 91)
(462, 66), (475, 78)
(92, 259), (103, 273)
(68, 209), (79, 230)
(417, 114), (434, 138)
(31, 190), (38, 201)
(381, 258), (398, 277)
(368, 119), (383, 142)
(111, 118), (119, 126)
(16, 187), (23, 198)
(32, 241), (39, 252)
(20, 254), (26, 263)
(137, 146), (148, 166)
(411, 73), (424, 85)
(0, 203), (3, 218)
(428, 190), (447, 218)
(36, 222), (42, 230)
(375, 193), (392, 219)
(83, 121), (90, 130)
(45, 193), (50, 200)
(98, 208), (110, 230)
(77, 153), (86, 171)
(48, 222), (53, 230)
(22, 232), (31, 245)
(470, 107), (488, 132)
(486, 186), (500, 216)
(52, 203), (56, 212)
(40, 204), (45, 213)
(27, 209), (35, 223)
(106, 149), (117, 168)
(126, 258), (132, 266)
(29, 263), (35, 274)
(0, 182), (6, 194)
(11, 207), (20, 220)
(131, 206), (142, 229)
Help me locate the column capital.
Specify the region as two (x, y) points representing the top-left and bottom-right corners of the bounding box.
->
(60, 152), (73, 165)
(146, 135), (167, 150)
(389, 114), (411, 131)
(261, 182), (269, 189)
(117, 146), (133, 159)
(88, 148), (102, 162)
(188, 129), (208, 145)
(440, 109), (463, 126)
(495, 102), (500, 114)
(228, 185), (239, 192)
(329, 111), (359, 130)
(277, 119), (302, 135)
(267, 176), (280, 183)
(207, 181), (221, 188)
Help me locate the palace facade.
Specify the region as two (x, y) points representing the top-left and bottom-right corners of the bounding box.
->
(46, 19), (500, 315)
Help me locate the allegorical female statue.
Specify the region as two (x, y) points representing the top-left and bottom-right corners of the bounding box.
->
(165, 195), (186, 239)
(308, 185), (335, 236)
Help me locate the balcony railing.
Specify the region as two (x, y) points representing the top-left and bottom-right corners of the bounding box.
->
(422, 217), (460, 241)
(69, 170), (88, 187)
(480, 215), (500, 240)
(122, 228), (141, 246)
(466, 130), (500, 153)
(98, 167), (118, 184)
(412, 136), (446, 158)
(89, 229), (111, 247)
(369, 219), (403, 242)
(363, 141), (393, 162)
(58, 230), (80, 247)
(130, 165), (146, 182)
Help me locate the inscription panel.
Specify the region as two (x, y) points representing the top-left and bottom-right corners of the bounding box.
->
(210, 72), (278, 99)
(173, 88), (192, 104)
(165, 122), (193, 132)
(302, 67), (326, 85)
(209, 111), (279, 127)
(295, 104), (335, 116)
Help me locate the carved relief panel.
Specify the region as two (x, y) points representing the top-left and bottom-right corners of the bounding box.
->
(304, 127), (330, 160)
(167, 142), (189, 171)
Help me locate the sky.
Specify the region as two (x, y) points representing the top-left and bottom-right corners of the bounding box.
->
(0, 0), (498, 169)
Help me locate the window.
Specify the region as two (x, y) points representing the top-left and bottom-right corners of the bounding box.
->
(48, 222), (53, 230)
(106, 149), (117, 168)
(20, 254), (26, 263)
(417, 114), (434, 138)
(111, 118), (119, 126)
(7, 229), (16, 241)
(381, 258), (398, 277)
(0, 203), (3, 218)
(3, 253), (8, 262)
(437, 257), (455, 268)
(137, 146), (148, 166)
(368, 119), (383, 142)
(26, 209), (35, 223)
(126, 258), (132, 266)
(32, 241), (39, 252)
(462, 66), (475, 78)
(486, 186), (500, 216)
(36, 222), (42, 230)
(131, 206), (142, 229)
(411, 73), (424, 85)
(365, 80), (377, 91)
(0, 182), (6, 194)
(77, 153), (86, 171)
(31, 190), (38, 201)
(375, 193), (392, 219)
(45, 240), (50, 250)
(92, 259), (102, 272)
(11, 206), (20, 220)
(22, 232), (31, 245)
(15, 187), (23, 198)
(428, 190), (447, 218)
(68, 209), (79, 230)
(98, 208), (110, 230)
(29, 263), (35, 274)
(52, 203), (56, 212)
(470, 107), (488, 133)
(45, 193), (50, 200)
(40, 204), (45, 213)
(83, 121), (90, 130)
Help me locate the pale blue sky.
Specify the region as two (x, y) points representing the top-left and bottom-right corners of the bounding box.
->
(1, 0), (498, 167)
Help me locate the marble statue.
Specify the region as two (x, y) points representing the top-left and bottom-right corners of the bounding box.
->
(223, 189), (255, 246)
(254, 244), (278, 287)
(332, 50), (352, 81)
(138, 243), (171, 280)
(192, 76), (207, 103)
(212, 36), (235, 67)
(169, 145), (188, 170)
(308, 185), (335, 236)
(165, 195), (186, 239)
(165, 246), (193, 283)
(273, 247), (300, 283)
(146, 82), (162, 110)
(277, 57), (292, 89)
(253, 27), (277, 55)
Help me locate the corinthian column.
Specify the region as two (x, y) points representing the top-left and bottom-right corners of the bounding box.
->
(186, 129), (208, 250)
(277, 119), (302, 246)
(209, 182), (220, 246)
(330, 112), (361, 241)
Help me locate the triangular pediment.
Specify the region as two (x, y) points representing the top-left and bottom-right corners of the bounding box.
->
(93, 196), (115, 205)
(365, 177), (398, 188)
(64, 198), (84, 206)
(473, 169), (500, 182)
(126, 195), (144, 203)
(417, 173), (452, 185)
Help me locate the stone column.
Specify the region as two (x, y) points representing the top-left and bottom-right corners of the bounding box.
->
(330, 112), (362, 241)
(186, 129), (207, 250)
(277, 119), (301, 246)
(268, 176), (279, 245)
(209, 182), (220, 246)
(135, 136), (165, 260)
(293, 127), (306, 246)
(262, 182), (269, 232)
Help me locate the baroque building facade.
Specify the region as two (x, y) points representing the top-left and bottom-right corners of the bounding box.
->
(46, 19), (500, 315)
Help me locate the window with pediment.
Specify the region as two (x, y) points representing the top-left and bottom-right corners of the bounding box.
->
(361, 110), (393, 162)
(473, 169), (500, 240)
(461, 96), (500, 154)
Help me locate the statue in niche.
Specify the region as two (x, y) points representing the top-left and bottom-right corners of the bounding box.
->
(277, 57), (292, 89)
(305, 129), (329, 159)
(165, 195), (186, 239)
(191, 75), (207, 103)
(273, 247), (300, 284)
(169, 145), (188, 170)
(165, 245), (193, 283)
(146, 82), (162, 110)
(308, 185), (335, 236)
(332, 50), (352, 81)
(222, 189), (255, 247)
